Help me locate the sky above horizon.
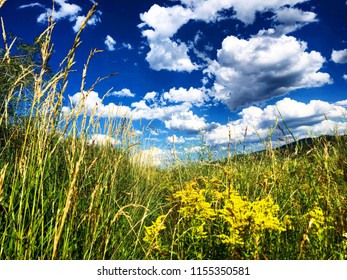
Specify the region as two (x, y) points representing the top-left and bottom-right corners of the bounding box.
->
(1, 0), (347, 163)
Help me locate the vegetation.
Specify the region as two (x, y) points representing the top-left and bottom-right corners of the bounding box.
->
(0, 3), (346, 260)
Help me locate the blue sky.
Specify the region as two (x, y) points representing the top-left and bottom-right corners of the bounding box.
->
(1, 0), (347, 162)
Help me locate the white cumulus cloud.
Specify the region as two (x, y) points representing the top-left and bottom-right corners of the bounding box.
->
(111, 88), (135, 98)
(139, 0), (313, 72)
(145, 38), (197, 72)
(25, 0), (102, 33)
(204, 97), (347, 146)
(271, 7), (318, 35)
(143, 91), (157, 101)
(205, 34), (331, 111)
(163, 87), (209, 106)
(131, 96), (206, 133)
(331, 49), (347, 64)
(68, 91), (132, 118)
(37, 0), (82, 23)
(139, 4), (193, 40)
(139, 4), (197, 72)
(164, 110), (207, 133)
(181, 0), (310, 24)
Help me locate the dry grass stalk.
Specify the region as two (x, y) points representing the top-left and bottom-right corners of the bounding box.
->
(0, 163), (8, 203)
(0, 0), (7, 9)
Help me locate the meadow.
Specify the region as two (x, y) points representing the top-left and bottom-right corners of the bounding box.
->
(0, 3), (346, 260)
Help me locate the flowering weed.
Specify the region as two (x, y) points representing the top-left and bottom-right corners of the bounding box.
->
(144, 176), (286, 259)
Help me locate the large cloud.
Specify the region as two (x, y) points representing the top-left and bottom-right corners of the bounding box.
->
(205, 34), (332, 111)
(204, 98), (347, 146)
(67, 91), (131, 118)
(164, 110), (207, 133)
(180, 0), (309, 24)
(131, 99), (207, 133)
(162, 87), (209, 106)
(145, 38), (197, 72)
(65, 89), (208, 134)
(139, 4), (193, 40)
(139, 0), (312, 72)
(139, 4), (197, 72)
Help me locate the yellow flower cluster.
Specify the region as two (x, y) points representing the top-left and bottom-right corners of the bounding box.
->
(303, 203), (332, 241)
(143, 215), (167, 248)
(218, 196), (285, 245)
(143, 176), (287, 258)
(173, 176), (285, 245)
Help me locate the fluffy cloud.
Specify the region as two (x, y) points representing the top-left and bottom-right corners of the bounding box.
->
(68, 91), (132, 118)
(204, 98), (347, 146)
(37, 0), (81, 23)
(145, 38), (197, 72)
(139, 4), (197, 72)
(131, 100), (191, 120)
(23, 0), (102, 33)
(139, 4), (193, 40)
(66, 89), (208, 134)
(335, 100), (347, 106)
(131, 93), (207, 133)
(139, 0), (313, 71)
(143, 91), (157, 101)
(229, 0), (310, 24)
(180, 0), (309, 24)
(271, 7), (318, 35)
(163, 87), (209, 106)
(111, 88), (135, 98)
(205, 34), (331, 111)
(164, 110), (207, 133)
(275, 7), (317, 24)
(331, 49), (347, 64)
(344, 74), (347, 80)
(104, 35), (116, 51)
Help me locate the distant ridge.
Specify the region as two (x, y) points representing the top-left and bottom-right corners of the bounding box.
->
(274, 134), (347, 154)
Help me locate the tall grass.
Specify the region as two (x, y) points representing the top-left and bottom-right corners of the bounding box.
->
(0, 3), (162, 260)
(1, 3), (346, 260)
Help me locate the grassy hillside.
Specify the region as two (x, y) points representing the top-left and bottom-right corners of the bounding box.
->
(0, 4), (346, 260)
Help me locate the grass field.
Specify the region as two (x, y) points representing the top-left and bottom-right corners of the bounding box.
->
(1, 3), (346, 260)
